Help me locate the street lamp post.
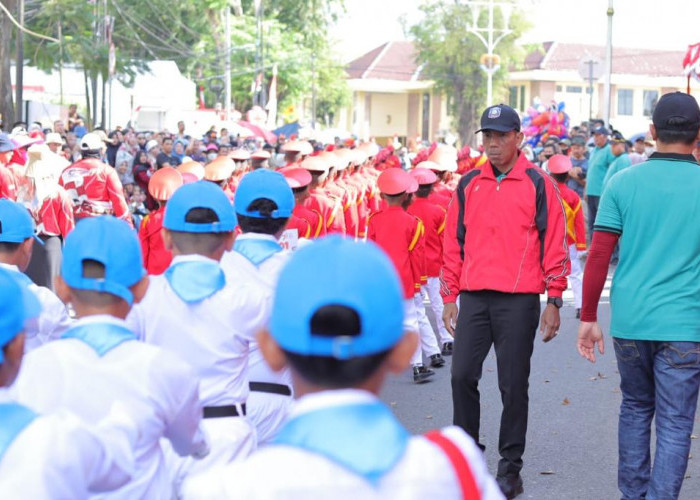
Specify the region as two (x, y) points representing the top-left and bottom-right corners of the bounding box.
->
(602, 0), (614, 127)
(465, 0), (513, 107)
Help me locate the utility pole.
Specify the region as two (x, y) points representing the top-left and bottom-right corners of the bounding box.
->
(15, 0), (24, 123)
(466, 0), (513, 107)
(603, 0), (614, 127)
(224, 3), (231, 121)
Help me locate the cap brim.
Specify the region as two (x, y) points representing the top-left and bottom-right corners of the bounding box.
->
(475, 126), (519, 134)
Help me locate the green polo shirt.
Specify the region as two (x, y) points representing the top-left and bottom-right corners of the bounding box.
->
(586, 143), (615, 196)
(602, 152), (631, 191)
(595, 153), (700, 341)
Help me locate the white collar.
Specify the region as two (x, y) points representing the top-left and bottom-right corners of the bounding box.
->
(0, 263), (19, 273)
(71, 314), (130, 330)
(291, 389), (378, 418)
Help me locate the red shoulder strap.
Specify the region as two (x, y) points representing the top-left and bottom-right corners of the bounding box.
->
(425, 430), (481, 500)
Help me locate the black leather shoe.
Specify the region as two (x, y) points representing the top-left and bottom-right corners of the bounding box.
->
(575, 308), (581, 319)
(496, 474), (523, 499)
(413, 365), (435, 383)
(441, 341), (453, 356)
(429, 353), (446, 367)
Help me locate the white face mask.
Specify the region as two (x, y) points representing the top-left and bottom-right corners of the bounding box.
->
(645, 146), (655, 156)
(207, 153), (218, 162)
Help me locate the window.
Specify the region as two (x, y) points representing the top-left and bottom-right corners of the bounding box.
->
(617, 89), (634, 116)
(566, 86), (583, 93)
(508, 86), (518, 109)
(556, 85), (563, 92)
(643, 90), (658, 117)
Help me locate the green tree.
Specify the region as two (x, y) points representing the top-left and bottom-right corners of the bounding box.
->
(409, 0), (527, 144)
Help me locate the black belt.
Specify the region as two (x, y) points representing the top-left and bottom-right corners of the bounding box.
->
(249, 382), (292, 396)
(202, 404), (246, 419)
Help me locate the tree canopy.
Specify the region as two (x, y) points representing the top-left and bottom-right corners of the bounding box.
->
(408, 0), (528, 144)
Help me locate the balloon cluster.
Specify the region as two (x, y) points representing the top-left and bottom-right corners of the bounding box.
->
(521, 100), (570, 147)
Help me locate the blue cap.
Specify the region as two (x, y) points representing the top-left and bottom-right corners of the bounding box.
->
(234, 169), (294, 219)
(62, 216), (145, 305)
(0, 268), (41, 363)
(0, 133), (14, 153)
(164, 181), (237, 233)
(0, 199), (43, 245)
(270, 236), (404, 359)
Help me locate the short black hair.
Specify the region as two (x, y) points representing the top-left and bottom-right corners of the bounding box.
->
(415, 185), (433, 198)
(281, 304), (390, 388)
(70, 259), (122, 306)
(162, 137), (173, 144)
(237, 199), (288, 235)
(656, 118), (700, 146)
(0, 241), (22, 254)
(551, 172), (569, 183)
(168, 207), (230, 254)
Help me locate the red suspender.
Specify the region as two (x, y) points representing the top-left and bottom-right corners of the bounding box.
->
(424, 430), (481, 500)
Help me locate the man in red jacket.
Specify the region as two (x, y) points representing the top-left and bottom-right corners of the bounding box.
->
(59, 133), (132, 227)
(441, 104), (569, 499)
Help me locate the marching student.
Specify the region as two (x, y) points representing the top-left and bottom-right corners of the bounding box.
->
(139, 167), (184, 275)
(220, 169), (295, 444)
(0, 199), (71, 351)
(547, 155), (587, 317)
(0, 267), (139, 498)
(127, 180), (268, 488)
(407, 168), (454, 355)
(11, 216), (209, 499)
(368, 168), (436, 383)
(182, 236), (504, 499)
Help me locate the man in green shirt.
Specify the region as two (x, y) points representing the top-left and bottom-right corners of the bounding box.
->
(577, 92), (700, 500)
(585, 127), (615, 234)
(602, 131), (632, 191)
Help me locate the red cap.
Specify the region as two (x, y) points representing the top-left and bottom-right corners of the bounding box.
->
(300, 155), (329, 172)
(547, 154), (572, 174)
(148, 167), (183, 201)
(282, 140), (313, 155)
(280, 166), (312, 188)
(377, 168), (414, 195)
(180, 172), (199, 184)
(204, 157), (235, 181)
(410, 168), (438, 185)
(177, 161), (205, 180)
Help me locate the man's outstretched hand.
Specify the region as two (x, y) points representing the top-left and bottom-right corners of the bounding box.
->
(577, 321), (605, 363)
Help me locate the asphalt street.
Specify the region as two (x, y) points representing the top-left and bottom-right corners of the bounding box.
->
(380, 293), (700, 499)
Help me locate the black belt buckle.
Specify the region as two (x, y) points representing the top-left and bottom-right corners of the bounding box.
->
(249, 382), (292, 396)
(202, 404), (246, 419)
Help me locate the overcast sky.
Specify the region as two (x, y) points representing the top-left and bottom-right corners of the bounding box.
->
(333, 0), (699, 62)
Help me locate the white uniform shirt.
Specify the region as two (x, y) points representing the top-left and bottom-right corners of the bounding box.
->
(127, 254), (269, 406)
(0, 263), (72, 351)
(0, 391), (137, 499)
(220, 233), (291, 387)
(10, 315), (208, 500)
(183, 390), (504, 500)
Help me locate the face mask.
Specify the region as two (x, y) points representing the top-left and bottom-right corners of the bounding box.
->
(207, 153), (218, 162)
(645, 147), (654, 156)
(543, 153), (553, 160)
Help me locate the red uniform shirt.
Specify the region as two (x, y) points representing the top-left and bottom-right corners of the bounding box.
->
(367, 205), (424, 299)
(35, 187), (75, 238)
(138, 206), (172, 275)
(429, 182), (452, 210)
(0, 164), (18, 201)
(59, 157), (132, 226)
(291, 205), (323, 238)
(408, 197), (447, 278)
(305, 187), (345, 235)
(556, 180), (587, 250)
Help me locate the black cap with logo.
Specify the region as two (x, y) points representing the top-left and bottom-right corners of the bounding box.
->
(475, 104), (521, 133)
(652, 92), (700, 130)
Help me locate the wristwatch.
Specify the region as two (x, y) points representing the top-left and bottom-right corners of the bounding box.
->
(547, 297), (563, 309)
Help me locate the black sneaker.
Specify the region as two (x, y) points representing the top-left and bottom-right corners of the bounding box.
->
(441, 341), (453, 356)
(429, 353), (446, 368)
(413, 365), (435, 384)
(575, 308), (581, 319)
(496, 474), (523, 499)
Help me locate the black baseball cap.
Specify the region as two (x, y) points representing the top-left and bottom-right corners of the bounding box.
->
(652, 92), (700, 130)
(571, 136), (587, 146)
(610, 131), (626, 143)
(475, 104), (521, 133)
(592, 126), (610, 136)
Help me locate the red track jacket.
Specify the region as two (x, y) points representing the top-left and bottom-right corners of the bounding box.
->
(440, 153), (569, 303)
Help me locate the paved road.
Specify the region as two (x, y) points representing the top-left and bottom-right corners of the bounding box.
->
(380, 286), (700, 499)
